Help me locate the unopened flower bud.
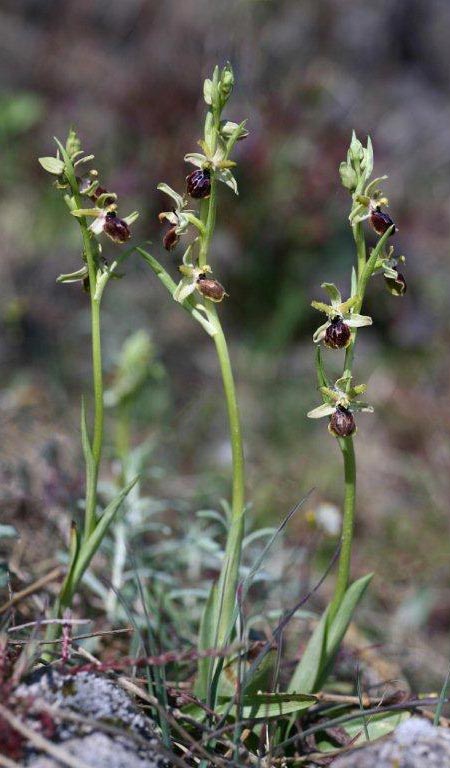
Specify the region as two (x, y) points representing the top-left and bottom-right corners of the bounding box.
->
(103, 211), (131, 244)
(385, 270), (407, 296)
(324, 317), (351, 349)
(219, 65), (234, 103)
(328, 406), (356, 438)
(196, 274), (226, 302)
(163, 225), (179, 251)
(370, 207), (396, 236)
(186, 169), (211, 199)
(90, 186), (116, 206)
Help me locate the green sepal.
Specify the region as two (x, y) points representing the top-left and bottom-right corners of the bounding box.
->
(307, 403), (335, 419)
(321, 282), (342, 304)
(157, 182), (184, 210)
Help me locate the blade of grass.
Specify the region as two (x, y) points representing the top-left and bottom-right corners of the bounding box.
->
(434, 662), (450, 725)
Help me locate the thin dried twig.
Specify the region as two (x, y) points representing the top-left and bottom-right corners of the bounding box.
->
(0, 566), (65, 615)
(8, 618), (90, 633)
(12, 627), (133, 645)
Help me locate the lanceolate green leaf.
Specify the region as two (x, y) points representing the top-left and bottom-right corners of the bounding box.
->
(288, 602), (329, 695)
(69, 477), (139, 597)
(194, 582), (219, 699)
(217, 691), (316, 720)
(289, 573), (373, 694)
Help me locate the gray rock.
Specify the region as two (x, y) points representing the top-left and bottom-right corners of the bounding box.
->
(333, 716), (450, 768)
(13, 667), (168, 768)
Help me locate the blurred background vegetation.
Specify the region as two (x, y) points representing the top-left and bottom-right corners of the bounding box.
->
(2, 0), (450, 690)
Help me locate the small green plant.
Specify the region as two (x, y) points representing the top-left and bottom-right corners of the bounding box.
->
(289, 132), (406, 694)
(137, 64), (248, 703)
(38, 131), (139, 646)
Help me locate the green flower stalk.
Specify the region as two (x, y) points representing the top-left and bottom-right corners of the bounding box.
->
(138, 64), (248, 701)
(39, 131), (139, 648)
(290, 133), (405, 694)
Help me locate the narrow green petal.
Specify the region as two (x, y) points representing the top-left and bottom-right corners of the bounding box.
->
(311, 301), (334, 316)
(339, 295), (359, 313)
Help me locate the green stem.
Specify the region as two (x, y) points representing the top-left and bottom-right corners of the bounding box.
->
(115, 402), (131, 479)
(353, 221), (367, 283)
(212, 317), (245, 523)
(79, 223), (104, 538)
(331, 220), (366, 613)
(210, 309), (245, 637)
(328, 436), (356, 622)
(196, 153), (245, 677)
(199, 178), (217, 268)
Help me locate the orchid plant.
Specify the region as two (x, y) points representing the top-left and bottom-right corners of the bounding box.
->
(38, 131), (138, 650)
(289, 132), (406, 695)
(137, 64), (248, 704)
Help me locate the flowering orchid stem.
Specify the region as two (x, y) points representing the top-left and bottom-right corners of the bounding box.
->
(330, 215), (392, 618)
(331, 220), (366, 616)
(43, 147), (106, 651)
(330, 214), (367, 621)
